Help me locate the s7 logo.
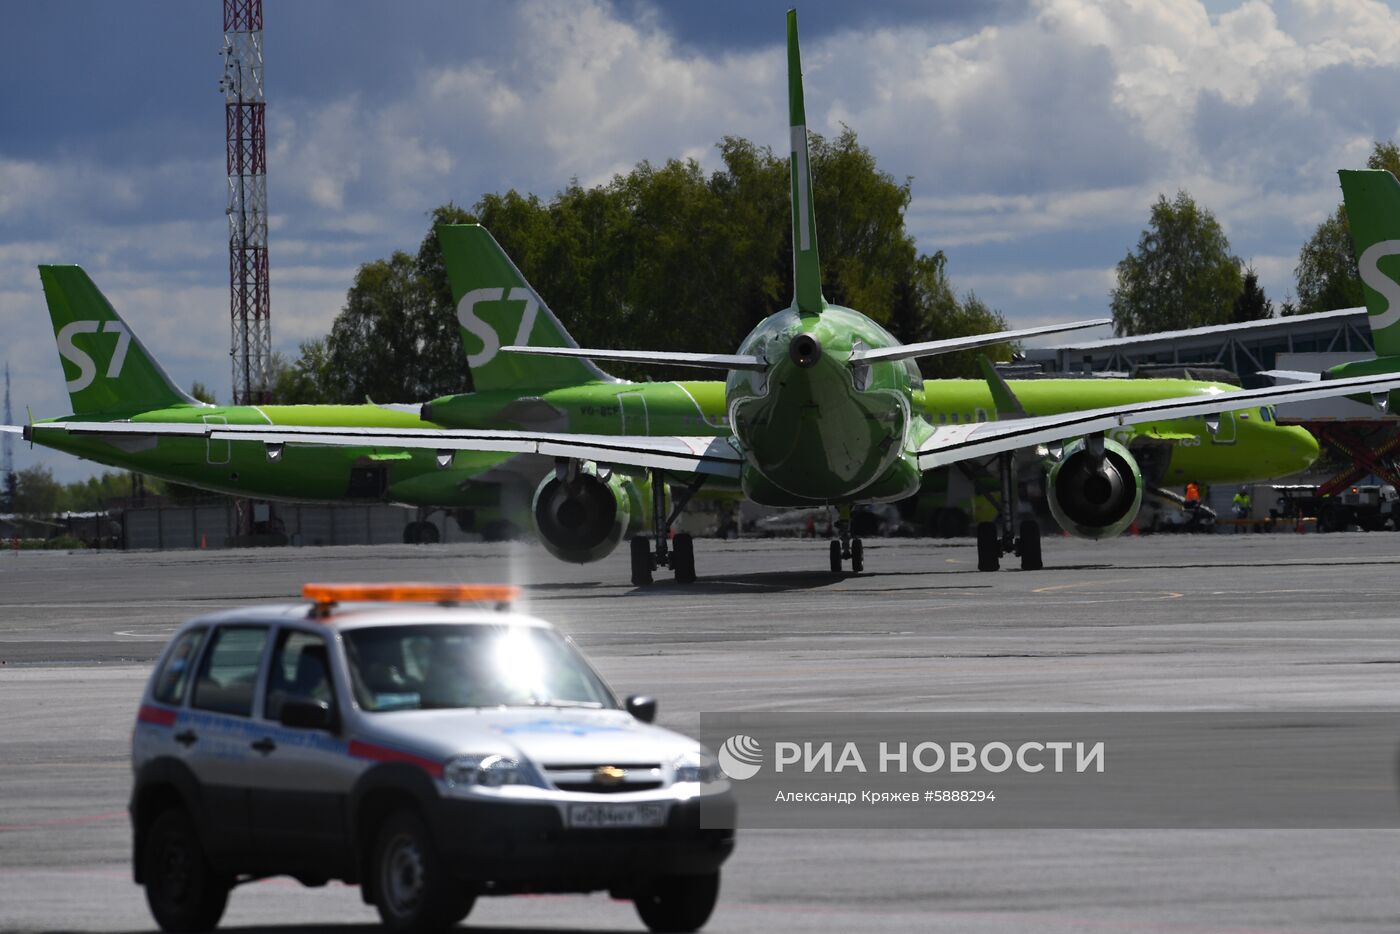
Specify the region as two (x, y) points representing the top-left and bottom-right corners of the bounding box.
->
(456, 287), (540, 368)
(57, 320), (131, 393)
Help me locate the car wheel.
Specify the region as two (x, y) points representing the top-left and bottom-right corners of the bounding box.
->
(372, 809), (470, 933)
(142, 807), (230, 933)
(634, 872), (720, 932)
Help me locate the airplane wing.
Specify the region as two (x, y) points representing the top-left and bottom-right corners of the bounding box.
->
(27, 422), (744, 479)
(916, 371), (1400, 470)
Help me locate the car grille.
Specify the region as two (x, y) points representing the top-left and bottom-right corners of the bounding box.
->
(542, 762), (664, 794)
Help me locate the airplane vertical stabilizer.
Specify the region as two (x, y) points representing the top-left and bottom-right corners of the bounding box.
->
(436, 224), (617, 391)
(787, 9), (825, 317)
(38, 266), (198, 415)
(1339, 169), (1400, 358)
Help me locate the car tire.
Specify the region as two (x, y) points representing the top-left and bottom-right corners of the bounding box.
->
(372, 809), (470, 934)
(142, 807), (230, 933)
(634, 872), (720, 932)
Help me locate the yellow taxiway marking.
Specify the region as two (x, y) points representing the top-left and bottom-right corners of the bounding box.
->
(1031, 578), (1136, 594)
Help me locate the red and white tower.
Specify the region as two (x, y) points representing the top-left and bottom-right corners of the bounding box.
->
(220, 0), (270, 404)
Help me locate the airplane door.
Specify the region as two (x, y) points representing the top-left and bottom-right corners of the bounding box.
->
(619, 392), (648, 435)
(1209, 411), (1237, 444)
(203, 415), (231, 465)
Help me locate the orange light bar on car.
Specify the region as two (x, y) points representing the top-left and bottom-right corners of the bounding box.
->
(302, 582), (521, 614)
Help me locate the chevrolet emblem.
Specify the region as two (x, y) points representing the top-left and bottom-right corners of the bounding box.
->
(594, 765), (627, 786)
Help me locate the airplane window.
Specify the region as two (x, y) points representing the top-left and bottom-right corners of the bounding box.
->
(1259, 407), (1273, 422)
(951, 413), (960, 424)
(975, 408), (988, 423)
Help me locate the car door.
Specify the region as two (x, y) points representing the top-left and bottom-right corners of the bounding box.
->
(186, 623), (272, 867)
(248, 626), (356, 876)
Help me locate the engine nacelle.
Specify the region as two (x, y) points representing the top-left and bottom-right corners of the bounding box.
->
(1045, 437), (1143, 540)
(531, 465), (640, 564)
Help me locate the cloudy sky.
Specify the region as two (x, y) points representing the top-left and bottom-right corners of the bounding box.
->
(5, 0), (1400, 480)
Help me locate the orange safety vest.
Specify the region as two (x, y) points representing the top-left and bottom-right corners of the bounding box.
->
(1184, 482), (1200, 504)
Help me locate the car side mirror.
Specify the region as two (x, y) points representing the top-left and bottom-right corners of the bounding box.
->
(626, 695), (657, 723)
(280, 698), (336, 732)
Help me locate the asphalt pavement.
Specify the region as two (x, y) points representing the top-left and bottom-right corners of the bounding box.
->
(3, 532), (1400, 932)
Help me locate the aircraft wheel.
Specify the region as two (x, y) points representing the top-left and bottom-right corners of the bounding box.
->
(829, 539), (842, 574)
(976, 522), (1000, 572)
(1018, 519), (1042, 571)
(630, 537), (654, 587)
(850, 538), (864, 573)
(672, 533), (696, 583)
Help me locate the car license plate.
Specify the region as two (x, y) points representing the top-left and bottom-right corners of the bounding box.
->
(567, 802), (668, 829)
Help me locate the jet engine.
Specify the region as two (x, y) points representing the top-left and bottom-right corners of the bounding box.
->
(1045, 437), (1143, 540)
(531, 464), (641, 564)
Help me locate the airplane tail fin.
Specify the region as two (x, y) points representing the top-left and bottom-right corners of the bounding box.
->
(38, 265), (197, 416)
(786, 10), (825, 316)
(435, 224), (614, 391)
(1338, 169), (1400, 357)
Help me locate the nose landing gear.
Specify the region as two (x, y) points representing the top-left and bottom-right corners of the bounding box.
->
(828, 506), (864, 574)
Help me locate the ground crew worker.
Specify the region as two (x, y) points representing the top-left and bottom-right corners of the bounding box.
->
(1183, 481), (1202, 532)
(1232, 486), (1252, 533)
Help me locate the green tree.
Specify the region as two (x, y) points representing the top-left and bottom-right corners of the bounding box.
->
(294, 129), (1005, 393)
(13, 465), (63, 515)
(1295, 140), (1400, 313)
(269, 343), (337, 405)
(189, 382), (216, 405)
(1232, 266), (1273, 322)
(1111, 191), (1243, 336)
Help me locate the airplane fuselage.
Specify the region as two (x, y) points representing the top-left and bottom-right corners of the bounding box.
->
(725, 304), (931, 506)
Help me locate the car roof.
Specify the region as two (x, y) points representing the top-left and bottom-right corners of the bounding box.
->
(176, 602), (556, 634)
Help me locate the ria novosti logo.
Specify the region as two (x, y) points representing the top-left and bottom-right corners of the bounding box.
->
(717, 734), (764, 780)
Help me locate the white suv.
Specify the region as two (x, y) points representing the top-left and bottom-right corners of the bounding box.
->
(130, 584), (735, 933)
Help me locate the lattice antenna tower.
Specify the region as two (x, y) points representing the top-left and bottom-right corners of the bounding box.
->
(220, 0), (271, 404)
(2, 364), (14, 512)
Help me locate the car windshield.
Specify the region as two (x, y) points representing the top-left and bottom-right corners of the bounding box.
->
(343, 624), (616, 712)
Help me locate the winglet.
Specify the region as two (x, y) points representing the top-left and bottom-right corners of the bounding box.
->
(976, 356), (1027, 419)
(787, 10), (824, 316)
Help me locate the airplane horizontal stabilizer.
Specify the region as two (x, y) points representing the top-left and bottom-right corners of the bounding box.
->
(849, 319), (1110, 364)
(1258, 369), (1323, 384)
(0, 425), (21, 434)
(502, 345), (767, 372)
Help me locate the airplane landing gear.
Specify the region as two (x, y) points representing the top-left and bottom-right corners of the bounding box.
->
(828, 506), (864, 574)
(630, 470), (702, 587)
(977, 453), (1043, 572)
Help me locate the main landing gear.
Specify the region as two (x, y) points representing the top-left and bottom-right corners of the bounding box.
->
(976, 452), (1042, 572)
(630, 470), (704, 587)
(828, 505), (864, 574)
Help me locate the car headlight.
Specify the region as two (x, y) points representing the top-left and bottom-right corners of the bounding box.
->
(672, 750), (722, 784)
(444, 754), (543, 789)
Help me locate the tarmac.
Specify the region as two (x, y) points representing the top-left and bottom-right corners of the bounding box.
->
(3, 532), (1400, 932)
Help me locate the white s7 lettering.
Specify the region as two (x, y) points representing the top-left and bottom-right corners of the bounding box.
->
(456, 287), (540, 368)
(1358, 239), (1400, 331)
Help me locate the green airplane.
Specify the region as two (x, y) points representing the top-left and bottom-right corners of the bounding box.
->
(11, 11), (1389, 585)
